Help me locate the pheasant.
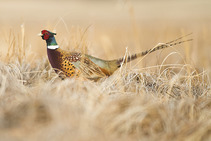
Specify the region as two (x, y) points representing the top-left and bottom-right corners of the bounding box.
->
(39, 30), (192, 81)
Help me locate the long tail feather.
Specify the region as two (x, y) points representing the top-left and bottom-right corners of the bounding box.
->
(166, 33), (192, 44)
(115, 34), (193, 67)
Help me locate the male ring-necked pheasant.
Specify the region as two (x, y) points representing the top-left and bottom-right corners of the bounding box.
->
(40, 30), (192, 80)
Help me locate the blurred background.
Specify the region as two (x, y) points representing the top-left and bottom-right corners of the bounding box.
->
(0, 0), (211, 74)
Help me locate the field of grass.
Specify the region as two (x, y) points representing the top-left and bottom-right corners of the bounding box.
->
(0, 0), (211, 141)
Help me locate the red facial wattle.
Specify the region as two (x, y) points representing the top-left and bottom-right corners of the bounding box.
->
(43, 34), (50, 40)
(42, 30), (48, 34)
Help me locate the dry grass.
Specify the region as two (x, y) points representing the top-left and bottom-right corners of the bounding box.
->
(0, 0), (211, 141)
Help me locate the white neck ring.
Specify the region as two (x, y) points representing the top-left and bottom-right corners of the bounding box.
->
(47, 45), (59, 50)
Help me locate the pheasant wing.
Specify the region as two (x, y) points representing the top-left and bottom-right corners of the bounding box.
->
(64, 52), (106, 80)
(78, 57), (106, 80)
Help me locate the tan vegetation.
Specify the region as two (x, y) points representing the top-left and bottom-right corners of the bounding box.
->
(0, 0), (210, 141)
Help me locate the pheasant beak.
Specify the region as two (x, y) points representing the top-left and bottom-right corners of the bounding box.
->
(38, 32), (43, 36)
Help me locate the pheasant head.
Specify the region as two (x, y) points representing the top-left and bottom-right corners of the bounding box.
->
(39, 30), (58, 49)
(40, 30), (56, 40)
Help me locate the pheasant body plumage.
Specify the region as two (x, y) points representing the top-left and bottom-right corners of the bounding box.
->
(40, 30), (192, 80)
(47, 48), (78, 77)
